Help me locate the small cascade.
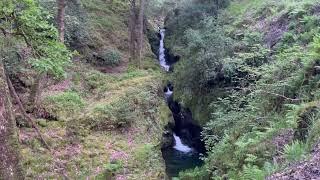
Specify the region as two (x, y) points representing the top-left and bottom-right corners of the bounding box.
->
(164, 86), (173, 99)
(157, 28), (205, 178)
(159, 29), (170, 71)
(173, 133), (192, 153)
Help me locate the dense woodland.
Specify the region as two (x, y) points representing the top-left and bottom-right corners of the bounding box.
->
(1, 0), (320, 179)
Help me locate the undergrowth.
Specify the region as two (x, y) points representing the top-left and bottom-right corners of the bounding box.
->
(164, 0), (320, 178)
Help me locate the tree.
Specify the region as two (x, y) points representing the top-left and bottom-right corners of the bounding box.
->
(57, 0), (66, 43)
(129, 0), (137, 63)
(0, 0), (72, 111)
(129, 0), (146, 68)
(0, 57), (24, 179)
(137, 0), (146, 68)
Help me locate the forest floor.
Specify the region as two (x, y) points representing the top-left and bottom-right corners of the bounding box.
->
(267, 141), (320, 179)
(14, 0), (170, 178)
(18, 59), (169, 179)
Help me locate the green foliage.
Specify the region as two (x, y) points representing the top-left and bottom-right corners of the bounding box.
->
(39, 0), (91, 51)
(306, 117), (320, 149)
(239, 164), (265, 180)
(117, 69), (146, 81)
(0, 0), (72, 78)
(104, 160), (123, 172)
(41, 92), (85, 120)
(283, 141), (306, 163)
(88, 98), (134, 130)
(166, 0), (320, 178)
(99, 50), (122, 66)
(173, 16), (233, 104)
(84, 70), (110, 90)
(81, 0), (129, 54)
(133, 144), (154, 168)
(179, 166), (209, 180)
(80, 81), (161, 131)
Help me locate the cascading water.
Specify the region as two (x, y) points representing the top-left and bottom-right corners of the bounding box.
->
(159, 29), (170, 71)
(159, 29), (204, 178)
(164, 86), (173, 100)
(173, 133), (192, 153)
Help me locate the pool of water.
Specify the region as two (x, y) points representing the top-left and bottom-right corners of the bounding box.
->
(162, 133), (204, 178)
(162, 146), (203, 178)
(159, 29), (204, 178)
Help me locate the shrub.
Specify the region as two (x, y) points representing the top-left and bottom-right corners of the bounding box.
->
(84, 71), (109, 90)
(40, 92), (85, 120)
(133, 144), (154, 167)
(81, 78), (161, 130)
(85, 98), (134, 130)
(306, 117), (320, 149)
(179, 166), (209, 180)
(283, 141), (306, 163)
(239, 164), (265, 180)
(104, 160), (123, 173)
(39, 0), (91, 52)
(99, 50), (122, 66)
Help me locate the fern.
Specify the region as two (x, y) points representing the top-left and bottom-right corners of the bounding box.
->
(283, 141), (306, 163)
(240, 164), (265, 180)
(263, 161), (280, 176)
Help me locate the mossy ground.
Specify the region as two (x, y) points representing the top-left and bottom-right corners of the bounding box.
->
(13, 0), (172, 178)
(20, 57), (170, 179)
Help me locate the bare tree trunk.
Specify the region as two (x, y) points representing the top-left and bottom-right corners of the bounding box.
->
(0, 61), (24, 180)
(28, 73), (45, 113)
(7, 77), (51, 151)
(57, 0), (66, 43)
(129, 0), (137, 63)
(136, 0), (146, 69)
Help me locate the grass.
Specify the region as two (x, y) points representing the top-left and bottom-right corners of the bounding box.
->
(227, 0), (266, 16)
(82, 0), (129, 53)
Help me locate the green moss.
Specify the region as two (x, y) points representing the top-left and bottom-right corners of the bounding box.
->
(36, 119), (48, 127)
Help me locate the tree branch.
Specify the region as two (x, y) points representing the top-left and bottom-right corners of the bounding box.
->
(223, 87), (301, 102)
(6, 76), (51, 151)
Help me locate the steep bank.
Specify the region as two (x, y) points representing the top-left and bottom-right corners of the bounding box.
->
(153, 28), (206, 178)
(6, 0), (170, 179)
(163, 0), (320, 179)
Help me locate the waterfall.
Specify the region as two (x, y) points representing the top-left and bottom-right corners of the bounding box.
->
(173, 133), (192, 153)
(165, 89), (173, 96)
(159, 29), (170, 71)
(159, 27), (204, 178)
(164, 86), (173, 100)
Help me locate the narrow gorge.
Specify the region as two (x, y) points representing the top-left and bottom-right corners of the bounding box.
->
(3, 0), (320, 179)
(157, 29), (205, 178)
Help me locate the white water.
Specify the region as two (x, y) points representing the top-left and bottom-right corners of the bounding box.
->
(173, 133), (192, 153)
(159, 29), (170, 71)
(165, 88), (173, 96)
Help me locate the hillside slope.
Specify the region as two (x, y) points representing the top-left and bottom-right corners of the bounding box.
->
(163, 0), (320, 179)
(5, 0), (169, 179)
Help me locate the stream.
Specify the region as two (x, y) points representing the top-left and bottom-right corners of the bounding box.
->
(159, 29), (204, 178)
